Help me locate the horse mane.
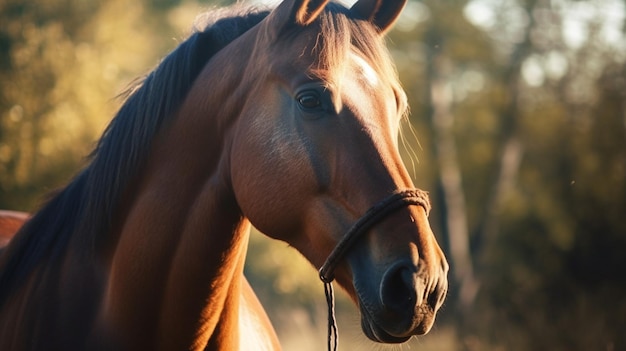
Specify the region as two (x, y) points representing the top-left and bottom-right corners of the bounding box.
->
(0, 5), (270, 301)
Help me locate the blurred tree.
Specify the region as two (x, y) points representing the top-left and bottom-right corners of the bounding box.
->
(387, 0), (626, 349)
(390, 0), (626, 349)
(0, 0), (164, 210)
(0, 0), (99, 209)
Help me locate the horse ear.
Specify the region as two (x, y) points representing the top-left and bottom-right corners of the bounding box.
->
(350, 0), (407, 34)
(293, 0), (330, 25)
(272, 0), (330, 29)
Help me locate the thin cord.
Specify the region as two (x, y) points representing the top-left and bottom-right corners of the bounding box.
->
(324, 281), (338, 351)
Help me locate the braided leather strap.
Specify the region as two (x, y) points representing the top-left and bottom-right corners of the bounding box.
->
(319, 189), (431, 284)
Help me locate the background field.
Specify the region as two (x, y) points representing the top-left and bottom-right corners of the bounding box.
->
(1, 0), (625, 349)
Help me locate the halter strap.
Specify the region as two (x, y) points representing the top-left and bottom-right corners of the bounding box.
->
(318, 189), (431, 351)
(319, 189), (431, 283)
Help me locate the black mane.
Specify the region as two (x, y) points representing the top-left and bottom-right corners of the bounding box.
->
(0, 6), (269, 302)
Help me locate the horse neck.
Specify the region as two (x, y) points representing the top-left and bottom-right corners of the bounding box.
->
(101, 33), (260, 351)
(104, 168), (251, 350)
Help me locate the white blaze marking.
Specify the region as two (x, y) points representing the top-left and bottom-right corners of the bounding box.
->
(352, 53), (379, 87)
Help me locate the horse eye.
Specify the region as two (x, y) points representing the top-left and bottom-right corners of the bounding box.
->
(297, 91), (322, 110)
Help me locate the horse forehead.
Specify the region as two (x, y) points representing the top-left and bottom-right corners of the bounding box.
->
(349, 52), (380, 88)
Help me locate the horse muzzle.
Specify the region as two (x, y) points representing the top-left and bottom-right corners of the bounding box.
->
(317, 189), (448, 347)
(358, 259), (448, 343)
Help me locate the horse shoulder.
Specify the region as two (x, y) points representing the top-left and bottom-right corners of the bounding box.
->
(238, 275), (282, 351)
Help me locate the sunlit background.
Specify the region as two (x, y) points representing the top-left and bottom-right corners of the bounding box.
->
(1, 0), (625, 350)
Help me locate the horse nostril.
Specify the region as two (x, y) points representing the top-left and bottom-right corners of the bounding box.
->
(379, 263), (418, 313)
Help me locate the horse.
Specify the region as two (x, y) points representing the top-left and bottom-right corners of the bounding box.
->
(0, 0), (448, 350)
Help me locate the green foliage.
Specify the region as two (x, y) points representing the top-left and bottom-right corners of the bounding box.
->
(0, 0), (166, 209)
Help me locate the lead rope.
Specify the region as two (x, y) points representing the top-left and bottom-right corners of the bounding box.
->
(318, 189), (431, 351)
(323, 280), (338, 351)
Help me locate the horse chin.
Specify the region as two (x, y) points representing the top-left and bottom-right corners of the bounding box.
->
(357, 295), (436, 344)
(359, 314), (412, 344)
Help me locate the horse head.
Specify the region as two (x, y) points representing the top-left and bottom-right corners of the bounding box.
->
(228, 0), (448, 342)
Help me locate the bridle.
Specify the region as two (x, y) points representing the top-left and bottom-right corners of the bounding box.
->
(318, 189), (431, 351)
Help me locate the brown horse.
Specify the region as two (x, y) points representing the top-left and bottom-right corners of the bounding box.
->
(0, 0), (448, 350)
